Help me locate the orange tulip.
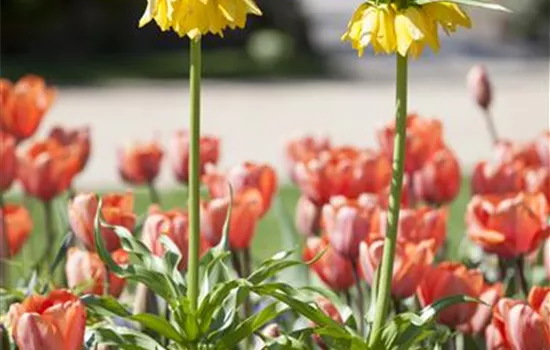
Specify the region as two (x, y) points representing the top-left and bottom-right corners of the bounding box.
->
(545, 240), (550, 281)
(417, 262), (484, 327)
(413, 147), (461, 205)
(378, 114), (444, 174)
(201, 189), (263, 250)
(170, 130), (220, 184)
(65, 248), (128, 297)
(466, 192), (550, 258)
(494, 137), (549, 169)
(360, 238), (433, 299)
(0, 203), (32, 257)
(0, 75), (55, 141)
(294, 147), (391, 206)
(373, 207), (448, 254)
(471, 160), (525, 195)
(69, 192), (136, 252)
(0, 131), (17, 192)
(486, 286), (550, 350)
(6, 290), (85, 350)
(295, 195), (322, 236)
(18, 139), (80, 201)
(524, 167), (550, 205)
(118, 140), (163, 185)
(311, 296), (343, 349)
(49, 125), (91, 173)
(303, 236), (354, 291)
(203, 162), (277, 216)
(284, 134), (330, 181)
(322, 195), (380, 259)
(456, 282), (503, 335)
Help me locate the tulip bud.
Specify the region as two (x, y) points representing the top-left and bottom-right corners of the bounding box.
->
(467, 64), (492, 110)
(0, 204), (32, 257)
(49, 125), (91, 173)
(284, 134), (331, 182)
(0, 131), (17, 192)
(295, 195), (322, 236)
(323, 195), (380, 259)
(118, 140), (163, 185)
(170, 130), (219, 184)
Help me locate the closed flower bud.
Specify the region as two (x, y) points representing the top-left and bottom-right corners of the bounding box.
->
(413, 147), (461, 205)
(284, 134), (331, 182)
(323, 195), (380, 259)
(466, 192), (549, 258)
(467, 64), (492, 110)
(360, 238), (433, 300)
(18, 139), (80, 201)
(6, 290), (86, 350)
(49, 125), (91, 174)
(0, 203), (32, 257)
(303, 236), (354, 291)
(0, 75), (56, 141)
(295, 195), (322, 236)
(69, 192), (136, 252)
(0, 131), (17, 192)
(201, 189), (263, 250)
(417, 262), (484, 327)
(118, 140), (163, 185)
(170, 130), (219, 184)
(65, 248), (128, 297)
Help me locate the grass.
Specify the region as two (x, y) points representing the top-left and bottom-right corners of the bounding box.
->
(3, 180), (471, 289)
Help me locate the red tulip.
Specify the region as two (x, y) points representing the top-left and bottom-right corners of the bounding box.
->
(467, 64), (492, 110)
(49, 126), (91, 173)
(6, 290), (85, 350)
(201, 189), (263, 250)
(377, 114), (444, 174)
(466, 192), (550, 258)
(545, 240), (550, 281)
(360, 238), (433, 299)
(417, 262), (484, 327)
(457, 282), (503, 335)
(413, 147), (461, 205)
(374, 207), (448, 254)
(69, 192), (136, 252)
(494, 138), (548, 169)
(284, 134), (330, 181)
(65, 248), (128, 297)
(0, 75), (56, 141)
(524, 167), (550, 205)
(294, 147), (390, 206)
(311, 296), (343, 349)
(0, 203), (32, 257)
(170, 130), (220, 184)
(303, 236), (354, 291)
(535, 131), (549, 168)
(295, 195), (322, 236)
(471, 160), (525, 195)
(486, 287), (550, 350)
(118, 140), (163, 185)
(322, 194), (380, 259)
(18, 139), (80, 201)
(203, 162), (277, 216)
(0, 131), (17, 192)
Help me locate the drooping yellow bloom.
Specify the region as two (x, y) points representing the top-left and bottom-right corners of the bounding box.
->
(139, 0), (262, 39)
(342, 1), (471, 59)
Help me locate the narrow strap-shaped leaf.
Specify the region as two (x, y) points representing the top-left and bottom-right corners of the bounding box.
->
(93, 198), (125, 275)
(91, 325), (166, 350)
(415, 0), (510, 12)
(129, 313), (187, 345)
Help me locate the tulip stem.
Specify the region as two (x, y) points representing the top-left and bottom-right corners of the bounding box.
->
(231, 249), (243, 277)
(515, 256), (529, 296)
(147, 182), (161, 205)
(187, 37), (202, 315)
(392, 297), (402, 315)
(368, 53), (408, 346)
(352, 260), (365, 336)
(42, 201), (56, 277)
(0, 194), (8, 286)
(483, 110), (499, 145)
(243, 248), (253, 349)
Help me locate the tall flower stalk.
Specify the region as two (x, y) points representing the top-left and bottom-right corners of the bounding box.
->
(369, 52), (408, 345)
(187, 38), (202, 311)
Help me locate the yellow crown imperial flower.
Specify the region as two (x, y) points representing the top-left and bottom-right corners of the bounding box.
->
(342, 1), (474, 59)
(139, 0), (262, 39)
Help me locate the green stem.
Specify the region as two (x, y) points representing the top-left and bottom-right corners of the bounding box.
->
(147, 181), (161, 205)
(186, 37), (202, 314)
(352, 260), (365, 336)
(516, 256), (529, 296)
(368, 53), (408, 346)
(42, 201), (56, 276)
(0, 194), (8, 287)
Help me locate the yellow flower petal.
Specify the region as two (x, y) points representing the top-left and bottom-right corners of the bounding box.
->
(375, 5), (397, 54)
